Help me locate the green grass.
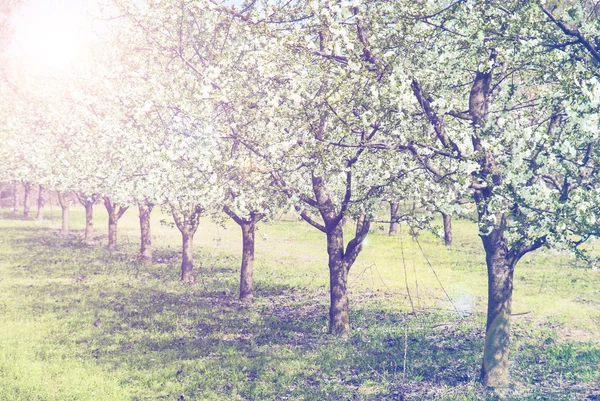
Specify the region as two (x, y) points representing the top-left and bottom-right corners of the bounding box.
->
(0, 206), (599, 400)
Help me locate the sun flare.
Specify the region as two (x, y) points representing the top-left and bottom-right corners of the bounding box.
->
(9, 0), (91, 72)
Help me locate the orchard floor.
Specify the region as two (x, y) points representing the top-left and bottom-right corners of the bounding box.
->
(0, 207), (599, 401)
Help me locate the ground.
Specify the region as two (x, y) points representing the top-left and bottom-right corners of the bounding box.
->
(0, 207), (598, 400)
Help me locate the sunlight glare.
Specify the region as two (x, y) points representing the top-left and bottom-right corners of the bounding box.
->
(9, 0), (91, 72)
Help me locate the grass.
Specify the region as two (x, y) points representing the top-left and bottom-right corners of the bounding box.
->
(0, 206), (599, 400)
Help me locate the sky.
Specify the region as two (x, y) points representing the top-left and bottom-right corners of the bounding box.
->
(8, 0), (97, 72)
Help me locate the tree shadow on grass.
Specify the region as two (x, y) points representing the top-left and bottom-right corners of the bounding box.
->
(2, 227), (600, 400)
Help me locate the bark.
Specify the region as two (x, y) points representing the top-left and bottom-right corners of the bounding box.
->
(84, 202), (94, 241)
(57, 192), (70, 235)
(23, 182), (32, 218)
(239, 219), (256, 302)
(36, 185), (44, 222)
(172, 206), (202, 283)
(108, 211), (117, 250)
(138, 202), (153, 265)
(76, 193), (98, 242)
(296, 175), (371, 336)
(441, 212), (452, 246)
(181, 229), (194, 282)
(103, 197), (129, 250)
(327, 224), (350, 335)
(479, 221), (514, 389)
(388, 201), (399, 235)
(223, 206), (263, 303)
(11, 182), (18, 215)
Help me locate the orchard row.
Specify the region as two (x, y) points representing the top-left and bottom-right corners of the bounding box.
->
(1, 0), (599, 389)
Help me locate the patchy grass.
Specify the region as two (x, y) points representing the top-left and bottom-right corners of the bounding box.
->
(0, 207), (598, 400)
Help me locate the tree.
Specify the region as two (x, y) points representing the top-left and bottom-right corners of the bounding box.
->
(216, 0), (416, 334)
(113, 0), (288, 291)
(75, 193), (100, 242)
(387, 0), (600, 388)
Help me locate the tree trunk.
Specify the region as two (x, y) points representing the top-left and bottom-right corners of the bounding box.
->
(36, 185), (44, 222)
(442, 212), (452, 246)
(11, 182), (18, 215)
(23, 182), (32, 218)
(224, 206), (264, 303)
(172, 206), (202, 284)
(388, 201), (399, 235)
(327, 224), (350, 336)
(181, 229), (195, 283)
(76, 193), (98, 242)
(103, 197), (128, 250)
(479, 224), (514, 389)
(57, 192), (70, 235)
(239, 219), (256, 302)
(302, 175), (371, 337)
(84, 202), (94, 242)
(107, 208), (118, 250)
(138, 202), (153, 265)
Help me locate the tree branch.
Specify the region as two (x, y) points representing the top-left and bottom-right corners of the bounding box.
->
(541, 5), (600, 63)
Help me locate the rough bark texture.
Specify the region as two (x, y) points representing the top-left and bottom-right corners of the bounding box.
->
(103, 197), (128, 250)
(138, 202), (153, 265)
(172, 206), (202, 283)
(467, 54), (515, 389)
(388, 201), (399, 236)
(327, 224), (350, 335)
(36, 185), (44, 222)
(479, 221), (514, 389)
(57, 192), (70, 235)
(442, 212), (452, 246)
(23, 182), (32, 218)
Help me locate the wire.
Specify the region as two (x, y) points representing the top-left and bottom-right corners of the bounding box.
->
(413, 235), (462, 318)
(399, 222), (415, 313)
(410, 231), (421, 310)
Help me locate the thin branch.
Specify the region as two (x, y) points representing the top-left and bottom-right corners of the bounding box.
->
(296, 207), (326, 233)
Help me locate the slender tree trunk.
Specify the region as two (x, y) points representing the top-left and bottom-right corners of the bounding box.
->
(103, 197), (128, 250)
(36, 185), (44, 222)
(76, 193), (98, 242)
(138, 202), (153, 265)
(224, 206), (263, 303)
(108, 210), (117, 249)
(327, 224), (350, 336)
(479, 227), (514, 389)
(84, 202), (94, 242)
(388, 201), (400, 235)
(442, 212), (452, 246)
(239, 219), (256, 302)
(304, 175), (371, 337)
(181, 229), (194, 283)
(23, 182), (32, 218)
(57, 192), (70, 235)
(11, 182), (18, 215)
(172, 206), (202, 284)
